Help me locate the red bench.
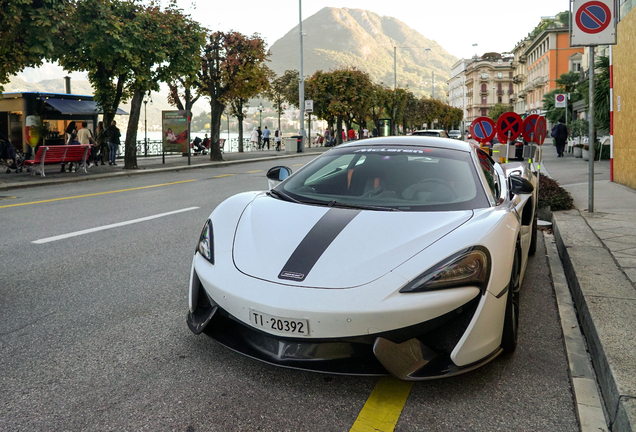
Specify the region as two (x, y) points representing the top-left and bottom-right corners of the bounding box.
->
(23, 145), (92, 177)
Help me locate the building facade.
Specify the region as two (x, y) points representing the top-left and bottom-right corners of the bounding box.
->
(463, 53), (514, 124)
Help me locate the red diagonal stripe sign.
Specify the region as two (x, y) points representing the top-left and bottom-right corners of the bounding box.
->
(496, 112), (522, 143)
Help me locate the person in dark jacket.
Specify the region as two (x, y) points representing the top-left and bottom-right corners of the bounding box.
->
(551, 118), (569, 157)
(106, 120), (121, 166)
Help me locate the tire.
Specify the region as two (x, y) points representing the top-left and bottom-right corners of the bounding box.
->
(528, 210), (538, 256)
(501, 248), (521, 353)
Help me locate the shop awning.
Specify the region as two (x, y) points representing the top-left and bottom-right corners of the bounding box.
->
(45, 99), (128, 115)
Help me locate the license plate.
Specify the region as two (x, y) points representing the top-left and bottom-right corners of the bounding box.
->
(249, 309), (309, 337)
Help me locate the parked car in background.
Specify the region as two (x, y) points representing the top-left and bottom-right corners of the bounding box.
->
(412, 129), (449, 138)
(448, 130), (462, 140)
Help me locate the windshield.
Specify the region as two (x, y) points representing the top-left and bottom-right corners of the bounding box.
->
(276, 145), (489, 211)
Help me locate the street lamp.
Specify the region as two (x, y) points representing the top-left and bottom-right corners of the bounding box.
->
(143, 92), (151, 157)
(258, 103), (263, 128)
(388, 44), (431, 134)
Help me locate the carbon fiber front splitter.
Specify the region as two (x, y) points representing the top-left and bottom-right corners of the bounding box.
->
(186, 282), (500, 379)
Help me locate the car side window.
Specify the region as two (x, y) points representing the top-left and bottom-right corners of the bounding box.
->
(477, 149), (499, 197)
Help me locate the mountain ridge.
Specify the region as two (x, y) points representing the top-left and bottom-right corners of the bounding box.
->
(269, 7), (457, 97)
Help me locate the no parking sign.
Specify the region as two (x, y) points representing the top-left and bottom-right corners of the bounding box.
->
(570, 0), (616, 46)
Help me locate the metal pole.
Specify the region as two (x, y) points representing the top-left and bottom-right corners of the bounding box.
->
(393, 45), (397, 135)
(144, 100), (148, 157)
(432, 71), (435, 99)
(298, 0), (305, 152)
(588, 48), (595, 212)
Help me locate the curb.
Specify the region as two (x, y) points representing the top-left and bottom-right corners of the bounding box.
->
(552, 210), (636, 432)
(0, 151), (316, 192)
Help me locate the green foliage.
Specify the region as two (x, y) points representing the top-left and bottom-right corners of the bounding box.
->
(594, 56), (610, 135)
(0, 0), (69, 91)
(542, 71), (585, 123)
(488, 104), (513, 122)
(569, 119), (589, 138)
(195, 30), (270, 159)
(538, 174), (574, 211)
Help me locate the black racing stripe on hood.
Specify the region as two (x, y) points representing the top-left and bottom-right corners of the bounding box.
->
(278, 208), (361, 282)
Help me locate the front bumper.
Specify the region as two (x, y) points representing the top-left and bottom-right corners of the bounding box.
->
(187, 268), (502, 380)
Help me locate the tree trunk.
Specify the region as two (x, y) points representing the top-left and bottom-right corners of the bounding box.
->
(124, 88), (142, 169)
(336, 116), (343, 145)
(209, 97), (224, 162)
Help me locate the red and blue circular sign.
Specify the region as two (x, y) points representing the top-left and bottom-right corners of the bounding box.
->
(522, 114), (540, 142)
(556, 94), (566, 103)
(469, 117), (496, 144)
(535, 116), (547, 146)
(576, 1), (612, 34)
(496, 112), (522, 143)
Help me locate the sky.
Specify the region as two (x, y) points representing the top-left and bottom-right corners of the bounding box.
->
(18, 0), (570, 82)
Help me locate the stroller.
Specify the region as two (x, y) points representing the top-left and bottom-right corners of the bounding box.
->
(0, 139), (26, 174)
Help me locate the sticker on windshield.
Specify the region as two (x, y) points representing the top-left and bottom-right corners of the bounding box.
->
(354, 148), (424, 154)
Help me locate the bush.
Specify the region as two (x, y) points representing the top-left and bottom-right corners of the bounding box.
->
(538, 174), (574, 211)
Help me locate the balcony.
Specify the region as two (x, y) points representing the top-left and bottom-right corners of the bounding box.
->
(511, 61), (519, 68)
(524, 82), (534, 92)
(479, 73), (490, 82)
(497, 90), (504, 96)
(519, 55), (527, 64)
(513, 73), (526, 84)
(467, 89), (474, 96)
(533, 76), (546, 88)
(480, 91), (489, 96)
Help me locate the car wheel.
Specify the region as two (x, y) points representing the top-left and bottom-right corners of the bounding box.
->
(528, 209), (538, 256)
(501, 247), (521, 353)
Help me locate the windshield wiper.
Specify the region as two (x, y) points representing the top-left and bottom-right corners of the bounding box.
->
(327, 200), (401, 211)
(267, 189), (301, 203)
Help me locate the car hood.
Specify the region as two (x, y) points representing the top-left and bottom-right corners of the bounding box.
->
(232, 194), (473, 289)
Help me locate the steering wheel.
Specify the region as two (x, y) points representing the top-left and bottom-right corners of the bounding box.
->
(406, 179), (457, 201)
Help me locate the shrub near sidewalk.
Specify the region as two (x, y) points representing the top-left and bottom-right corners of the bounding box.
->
(538, 174), (574, 211)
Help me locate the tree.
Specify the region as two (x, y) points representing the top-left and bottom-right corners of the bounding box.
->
(594, 56), (610, 135)
(228, 97), (249, 152)
(195, 31), (270, 161)
(56, 0), (204, 169)
(0, 0), (69, 91)
(488, 103), (513, 122)
(263, 70), (298, 134)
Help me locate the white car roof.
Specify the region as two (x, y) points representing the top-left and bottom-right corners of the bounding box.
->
(337, 136), (472, 152)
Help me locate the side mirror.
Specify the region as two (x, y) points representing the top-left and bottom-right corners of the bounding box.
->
(509, 175), (534, 196)
(266, 166), (292, 189)
(267, 166), (292, 181)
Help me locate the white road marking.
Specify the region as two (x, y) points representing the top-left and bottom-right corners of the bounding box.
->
(32, 207), (200, 244)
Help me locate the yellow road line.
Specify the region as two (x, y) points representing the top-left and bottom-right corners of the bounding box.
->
(212, 174), (235, 178)
(350, 377), (414, 432)
(246, 170), (263, 173)
(292, 163), (304, 167)
(0, 180), (196, 209)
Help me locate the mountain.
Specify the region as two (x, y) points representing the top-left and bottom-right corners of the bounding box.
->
(269, 7), (457, 98)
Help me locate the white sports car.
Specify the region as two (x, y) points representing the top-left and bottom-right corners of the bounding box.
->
(187, 136), (538, 380)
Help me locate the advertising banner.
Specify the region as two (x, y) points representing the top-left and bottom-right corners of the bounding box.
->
(162, 110), (189, 153)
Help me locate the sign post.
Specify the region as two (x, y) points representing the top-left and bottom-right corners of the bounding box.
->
(571, 0), (617, 212)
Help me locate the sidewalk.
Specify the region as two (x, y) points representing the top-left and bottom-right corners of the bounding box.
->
(0, 145), (330, 191)
(542, 141), (636, 432)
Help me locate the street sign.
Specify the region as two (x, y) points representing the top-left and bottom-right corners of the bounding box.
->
(571, 0), (616, 46)
(305, 100), (313, 113)
(522, 114), (540, 142)
(555, 94), (567, 108)
(496, 111), (522, 143)
(469, 117), (496, 144)
(535, 116), (547, 146)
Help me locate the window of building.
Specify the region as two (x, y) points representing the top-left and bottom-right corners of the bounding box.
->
(497, 72), (502, 79)
(481, 109), (487, 116)
(482, 97), (487, 105)
(481, 83), (487, 92)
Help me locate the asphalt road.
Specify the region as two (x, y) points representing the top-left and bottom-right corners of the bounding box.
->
(0, 156), (578, 431)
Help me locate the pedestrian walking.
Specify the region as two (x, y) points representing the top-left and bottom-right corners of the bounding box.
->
(95, 121), (108, 165)
(274, 128), (281, 151)
(77, 121), (97, 166)
(106, 120), (121, 166)
(551, 118), (569, 157)
(262, 126), (270, 150)
(347, 128), (356, 141)
(363, 127), (369, 139)
(250, 127), (259, 151)
(257, 126), (262, 150)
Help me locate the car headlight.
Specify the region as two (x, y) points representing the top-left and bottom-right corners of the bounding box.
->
(400, 246), (490, 294)
(197, 219), (214, 264)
